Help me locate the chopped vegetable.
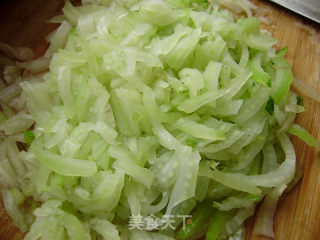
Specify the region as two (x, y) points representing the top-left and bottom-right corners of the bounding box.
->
(293, 78), (320, 103)
(0, 0), (318, 239)
(176, 201), (214, 240)
(265, 96), (275, 115)
(288, 124), (320, 150)
(206, 210), (234, 240)
(24, 131), (35, 145)
(255, 185), (287, 238)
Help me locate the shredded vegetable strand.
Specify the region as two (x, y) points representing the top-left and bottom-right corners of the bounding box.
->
(0, 1), (318, 240)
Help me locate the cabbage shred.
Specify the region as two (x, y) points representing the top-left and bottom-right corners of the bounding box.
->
(0, 0), (318, 239)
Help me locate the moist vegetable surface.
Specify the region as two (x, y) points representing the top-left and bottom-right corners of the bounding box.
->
(0, 0), (319, 240)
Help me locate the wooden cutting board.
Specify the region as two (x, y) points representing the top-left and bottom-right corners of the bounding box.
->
(0, 0), (319, 239)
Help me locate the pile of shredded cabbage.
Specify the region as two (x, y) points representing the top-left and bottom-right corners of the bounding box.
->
(0, 0), (319, 239)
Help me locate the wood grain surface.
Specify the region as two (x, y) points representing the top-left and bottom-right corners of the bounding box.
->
(0, 0), (319, 239)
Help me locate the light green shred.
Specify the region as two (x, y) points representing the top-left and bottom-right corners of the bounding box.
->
(0, 0), (318, 239)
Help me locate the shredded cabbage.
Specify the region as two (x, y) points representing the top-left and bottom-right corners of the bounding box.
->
(0, 0), (318, 240)
(255, 185), (287, 238)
